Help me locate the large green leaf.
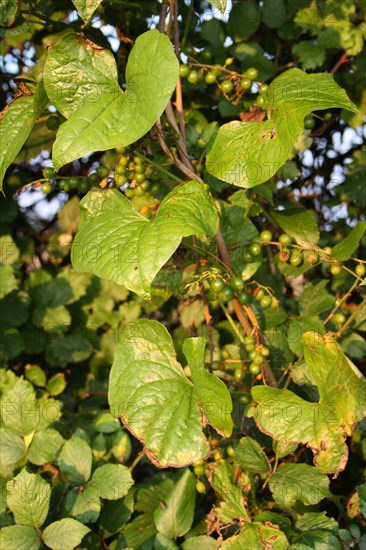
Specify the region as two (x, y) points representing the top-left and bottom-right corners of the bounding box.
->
(248, 332), (366, 475)
(43, 30), (179, 169)
(72, 182), (219, 299)
(0, 525), (41, 550)
(154, 469), (196, 539)
(71, 0), (103, 22)
(331, 221), (366, 261)
(206, 69), (357, 188)
(182, 338), (233, 437)
(269, 463), (330, 506)
(0, 96), (35, 192)
(272, 208), (319, 248)
(43, 518), (90, 550)
(109, 319), (233, 467)
(6, 469), (51, 527)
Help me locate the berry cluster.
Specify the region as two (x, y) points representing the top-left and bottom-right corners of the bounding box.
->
(114, 148), (161, 200)
(40, 165), (109, 195)
(179, 54), (267, 109)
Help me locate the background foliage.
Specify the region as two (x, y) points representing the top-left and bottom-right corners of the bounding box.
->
(0, 0), (365, 549)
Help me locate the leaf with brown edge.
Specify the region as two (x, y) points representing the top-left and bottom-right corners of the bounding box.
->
(248, 332), (366, 477)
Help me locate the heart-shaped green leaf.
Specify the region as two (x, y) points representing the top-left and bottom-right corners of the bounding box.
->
(71, 182), (219, 299)
(108, 319), (233, 467)
(206, 69), (358, 188)
(43, 30), (179, 170)
(248, 331), (366, 476)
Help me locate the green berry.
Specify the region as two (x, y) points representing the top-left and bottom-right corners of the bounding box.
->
(205, 71), (217, 84)
(304, 114), (316, 130)
(243, 250), (254, 262)
(201, 49), (212, 61)
(259, 84), (268, 94)
(356, 264), (365, 277)
(245, 343), (255, 353)
(248, 350), (257, 360)
(135, 173), (146, 184)
(220, 79), (234, 93)
(134, 186), (146, 197)
(260, 346), (270, 357)
(115, 174), (128, 186)
(334, 312), (346, 324)
(256, 95), (266, 108)
(196, 481), (206, 494)
(140, 179), (151, 192)
(260, 295), (272, 308)
(246, 67), (259, 80)
(249, 362), (261, 375)
(194, 464), (205, 476)
(133, 155), (144, 165)
(255, 288), (265, 301)
(219, 286), (235, 302)
(46, 115), (60, 130)
(43, 167), (55, 179)
(69, 176), (79, 189)
(260, 230), (272, 242)
(211, 360), (221, 370)
(330, 263), (342, 276)
(240, 78), (252, 90)
(323, 112), (332, 122)
(134, 164), (146, 174)
(230, 277), (244, 292)
(243, 336), (255, 346)
(234, 368), (243, 382)
(279, 233), (293, 245)
(150, 183), (161, 195)
(213, 450), (222, 460)
(210, 278), (225, 292)
(119, 155), (129, 166)
(125, 188), (135, 198)
(41, 182), (52, 194)
(78, 179), (90, 194)
(58, 179), (70, 192)
(238, 394), (251, 405)
(196, 138), (207, 149)
(179, 64), (190, 78)
(226, 445), (235, 457)
(290, 250), (303, 266)
(187, 70), (200, 84)
(253, 354), (265, 365)
(249, 243), (262, 256)
(96, 165), (109, 178)
(237, 291), (250, 305)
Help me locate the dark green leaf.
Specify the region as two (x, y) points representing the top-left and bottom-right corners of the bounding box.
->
(331, 221), (366, 261)
(269, 463), (330, 506)
(234, 437), (270, 474)
(154, 469), (196, 539)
